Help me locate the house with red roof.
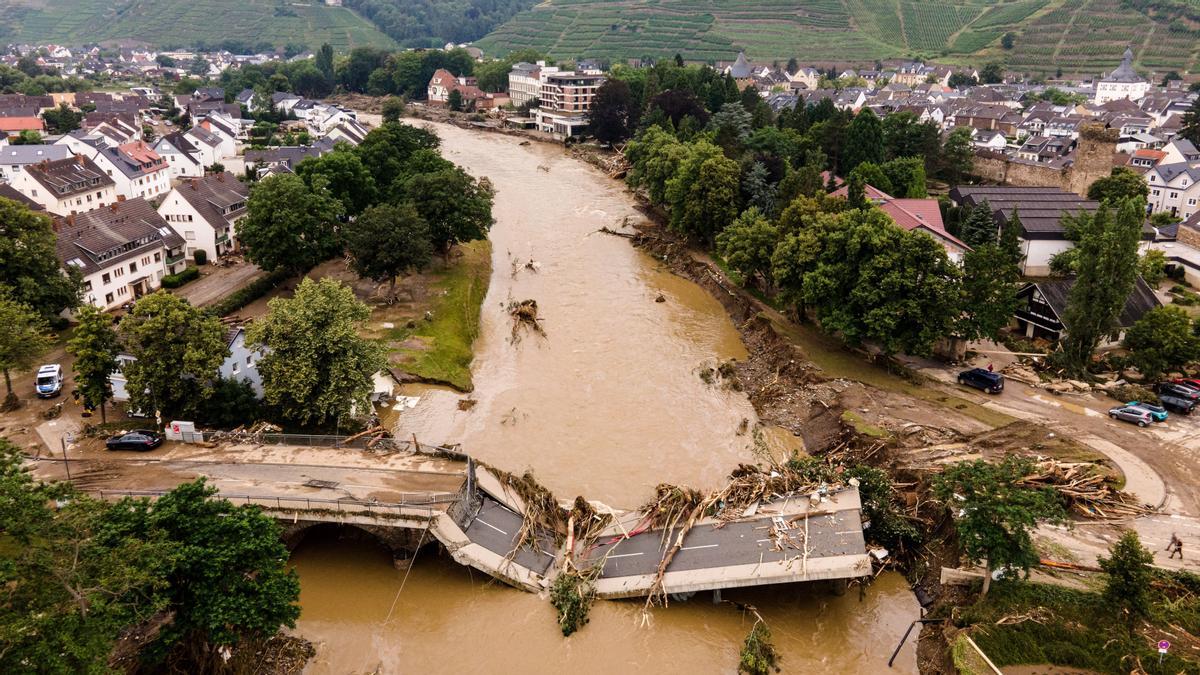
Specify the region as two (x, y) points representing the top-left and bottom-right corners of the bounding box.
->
(426, 69), (506, 111)
(833, 183), (970, 262)
(0, 116), (45, 140)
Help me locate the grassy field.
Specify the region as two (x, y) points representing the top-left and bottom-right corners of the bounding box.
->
(0, 0), (396, 50)
(476, 0), (1200, 76)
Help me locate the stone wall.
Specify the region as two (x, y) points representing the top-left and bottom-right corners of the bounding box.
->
(969, 123), (1118, 197)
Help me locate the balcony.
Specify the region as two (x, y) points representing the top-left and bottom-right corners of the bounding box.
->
(165, 252), (186, 265)
(215, 233), (230, 245)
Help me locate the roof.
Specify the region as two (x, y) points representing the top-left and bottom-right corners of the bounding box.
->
(949, 186), (1100, 236)
(0, 182), (44, 210)
(98, 141), (167, 180)
(0, 116), (45, 133)
(832, 183), (967, 250)
(729, 52), (752, 79)
(0, 144), (72, 164)
(169, 172), (248, 229)
(1023, 276), (1160, 328)
(244, 145), (327, 169)
(25, 155), (114, 199)
(1104, 47), (1142, 84)
(55, 198), (184, 276)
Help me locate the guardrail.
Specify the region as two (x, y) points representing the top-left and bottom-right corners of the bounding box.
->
(91, 488), (461, 518)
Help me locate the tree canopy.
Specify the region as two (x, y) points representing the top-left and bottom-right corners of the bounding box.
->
(1122, 305), (1200, 378)
(0, 288), (52, 408)
(344, 202), (434, 299)
(238, 173), (343, 276)
(0, 197), (82, 322)
(400, 167), (494, 256)
(67, 305), (120, 423)
(1087, 167), (1150, 205)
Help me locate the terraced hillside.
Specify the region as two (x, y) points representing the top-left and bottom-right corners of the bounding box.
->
(0, 0), (396, 51)
(476, 0), (1200, 76)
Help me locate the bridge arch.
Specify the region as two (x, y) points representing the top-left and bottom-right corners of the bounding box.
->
(281, 520), (436, 568)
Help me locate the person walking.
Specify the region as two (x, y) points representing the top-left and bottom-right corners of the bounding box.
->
(1167, 533), (1183, 559)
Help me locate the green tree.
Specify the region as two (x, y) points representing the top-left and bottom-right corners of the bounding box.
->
(1137, 248), (1168, 288)
(1123, 306), (1200, 378)
(666, 140), (741, 244)
(932, 456), (1068, 594)
(248, 278), (385, 426)
(41, 102), (82, 134)
(1087, 167), (1149, 205)
(401, 168), (494, 258)
(381, 95), (405, 123)
(959, 244), (1021, 341)
(0, 197), (81, 322)
(979, 63), (1004, 84)
(1060, 199), (1145, 374)
(960, 200), (999, 249)
(1098, 531), (1154, 633)
(589, 78), (635, 144)
(848, 161), (894, 195)
(357, 122), (440, 189)
(880, 157), (927, 198)
(119, 292), (229, 418)
(447, 88), (464, 112)
(1180, 96), (1200, 146)
(716, 207), (780, 291)
(841, 108), (884, 174)
(1001, 32), (1015, 50)
(315, 43), (335, 81)
(67, 305), (120, 423)
(344, 202), (434, 300)
(941, 127), (975, 184)
(1000, 209), (1025, 269)
(238, 173), (343, 276)
(295, 144), (378, 216)
(625, 125), (686, 206)
(0, 289), (52, 409)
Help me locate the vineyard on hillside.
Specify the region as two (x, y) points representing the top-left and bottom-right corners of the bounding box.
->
(476, 0), (1200, 75)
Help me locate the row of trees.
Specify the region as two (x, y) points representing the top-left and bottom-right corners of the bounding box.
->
(0, 442), (300, 672)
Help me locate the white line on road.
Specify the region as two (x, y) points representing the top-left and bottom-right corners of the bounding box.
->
(474, 518), (508, 535)
(681, 544), (719, 551)
(607, 552), (645, 559)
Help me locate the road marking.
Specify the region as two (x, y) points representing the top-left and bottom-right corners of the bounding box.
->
(474, 518), (507, 535)
(607, 552), (644, 559)
(681, 544), (719, 551)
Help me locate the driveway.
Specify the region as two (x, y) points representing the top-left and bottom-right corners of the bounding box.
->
(172, 260), (263, 310)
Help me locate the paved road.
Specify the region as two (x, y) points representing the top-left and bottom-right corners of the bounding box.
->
(462, 496), (557, 574)
(586, 509), (864, 578)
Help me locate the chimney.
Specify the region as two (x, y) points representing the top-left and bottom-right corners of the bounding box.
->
(190, 178), (198, 190)
(110, 202), (118, 212)
(216, 172), (223, 182)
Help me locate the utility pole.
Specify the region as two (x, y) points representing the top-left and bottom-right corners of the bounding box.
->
(60, 436), (72, 481)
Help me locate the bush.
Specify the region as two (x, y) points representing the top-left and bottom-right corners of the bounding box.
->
(194, 249), (208, 265)
(207, 268), (291, 317)
(160, 266), (200, 289)
(1109, 384), (1158, 404)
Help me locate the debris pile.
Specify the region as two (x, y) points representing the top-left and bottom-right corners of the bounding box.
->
(507, 299), (546, 342)
(1017, 460), (1155, 518)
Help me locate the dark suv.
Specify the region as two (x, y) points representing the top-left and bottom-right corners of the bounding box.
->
(1158, 382), (1200, 402)
(958, 368), (1004, 394)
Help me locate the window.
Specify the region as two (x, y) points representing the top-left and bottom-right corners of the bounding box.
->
(154, 252), (161, 262)
(82, 281), (92, 292)
(231, 362), (240, 375)
(1170, 191), (1179, 199)
(1152, 189), (1161, 196)
(105, 292), (114, 304)
(129, 262), (137, 273)
(102, 272), (111, 284)
(246, 355), (254, 367)
(1190, 198), (1198, 206)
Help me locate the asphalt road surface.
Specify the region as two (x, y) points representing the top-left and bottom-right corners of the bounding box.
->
(463, 496), (557, 574)
(586, 509), (865, 578)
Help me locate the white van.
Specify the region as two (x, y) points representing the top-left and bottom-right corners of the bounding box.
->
(35, 364), (64, 398)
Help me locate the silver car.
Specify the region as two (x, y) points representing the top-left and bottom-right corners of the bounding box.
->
(1109, 406), (1152, 427)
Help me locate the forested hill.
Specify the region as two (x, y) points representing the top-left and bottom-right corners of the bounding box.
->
(344, 0), (538, 47)
(476, 0), (1200, 77)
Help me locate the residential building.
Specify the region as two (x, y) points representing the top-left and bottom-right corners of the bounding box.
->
(152, 132), (205, 179)
(833, 183), (969, 262)
(0, 116), (45, 140)
(10, 155), (116, 216)
(1094, 48), (1149, 105)
(244, 145), (329, 174)
(156, 172), (248, 261)
(0, 182), (43, 210)
(0, 144), (72, 182)
(184, 125), (228, 167)
(1014, 277), (1159, 344)
(110, 325), (263, 403)
(534, 72), (605, 138)
(426, 69), (504, 110)
(1145, 163), (1200, 220)
(89, 140), (171, 201)
(508, 62), (555, 108)
(55, 198), (187, 310)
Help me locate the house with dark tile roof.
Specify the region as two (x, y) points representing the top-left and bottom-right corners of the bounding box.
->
(55, 198), (186, 310)
(156, 172), (248, 261)
(1015, 276), (1159, 344)
(9, 154), (116, 216)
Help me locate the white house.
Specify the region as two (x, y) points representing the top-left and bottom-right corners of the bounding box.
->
(88, 140), (171, 201)
(152, 132), (205, 179)
(156, 172), (248, 261)
(1146, 163), (1200, 221)
(10, 154), (116, 216)
(0, 144), (72, 182)
(55, 198), (188, 310)
(1094, 48), (1150, 105)
(184, 125), (231, 167)
(110, 325), (264, 403)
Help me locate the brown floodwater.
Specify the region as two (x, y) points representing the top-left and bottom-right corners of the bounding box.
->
(293, 121), (918, 673)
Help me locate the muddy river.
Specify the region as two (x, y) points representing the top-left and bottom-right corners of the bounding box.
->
(292, 122), (919, 673)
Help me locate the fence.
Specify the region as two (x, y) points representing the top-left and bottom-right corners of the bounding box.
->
(91, 488), (462, 518)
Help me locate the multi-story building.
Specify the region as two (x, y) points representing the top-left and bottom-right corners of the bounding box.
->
(1146, 163), (1200, 221)
(55, 198), (188, 310)
(1094, 48), (1149, 105)
(10, 154), (116, 216)
(0, 144), (72, 182)
(90, 140), (171, 202)
(156, 172), (248, 262)
(508, 61), (557, 108)
(534, 72), (605, 138)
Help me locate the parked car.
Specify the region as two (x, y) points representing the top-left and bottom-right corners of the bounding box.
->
(957, 368), (1004, 394)
(105, 430), (163, 452)
(1159, 392), (1196, 415)
(1108, 406), (1153, 427)
(1158, 383), (1200, 401)
(1170, 378), (1200, 390)
(35, 364), (63, 398)
(1125, 401), (1168, 422)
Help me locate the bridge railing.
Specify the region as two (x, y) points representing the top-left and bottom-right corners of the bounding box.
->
(90, 488), (461, 518)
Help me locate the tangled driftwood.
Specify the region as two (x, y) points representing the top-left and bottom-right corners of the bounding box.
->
(508, 299), (546, 342)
